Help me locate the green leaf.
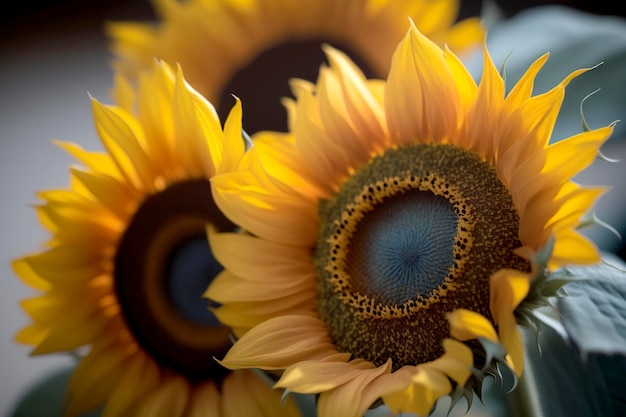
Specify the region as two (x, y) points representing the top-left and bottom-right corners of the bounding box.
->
(555, 256), (626, 416)
(557, 258), (626, 357)
(10, 367), (101, 417)
(506, 325), (614, 417)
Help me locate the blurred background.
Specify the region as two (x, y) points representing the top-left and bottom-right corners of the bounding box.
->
(1, 1), (624, 416)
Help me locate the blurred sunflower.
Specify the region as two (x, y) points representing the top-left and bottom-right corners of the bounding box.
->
(13, 62), (302, 417)
(107, 0), (483, 133)
(206, 22), (614, 417)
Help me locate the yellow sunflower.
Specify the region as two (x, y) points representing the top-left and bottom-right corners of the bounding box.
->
(13, 61), (302, 417)
(107, 0), (483, 133)
(205, 22), (614, 416)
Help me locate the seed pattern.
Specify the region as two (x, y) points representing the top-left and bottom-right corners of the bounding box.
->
(316, 144), (529, 368)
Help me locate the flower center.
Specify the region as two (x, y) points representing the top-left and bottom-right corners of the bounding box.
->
(114, 179), (235, 381)
(316, 144), (529, 369)
(217, 39), (375, 134)
(348, 190), (458, 305)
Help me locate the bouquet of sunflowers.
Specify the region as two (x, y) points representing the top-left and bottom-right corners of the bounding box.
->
(10, 1), (626, 416)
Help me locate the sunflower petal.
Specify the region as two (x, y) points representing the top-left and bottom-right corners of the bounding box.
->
(219, 315), (337, 370)
(222, 370), (302, 417)
(448, 309), (499, 343)
(186, 381), (221, 417)
(135, 376), (190, 417)
(102, 352), (161, 417)
(315, 359), (393, 417)
(383, 367), (452, 417)
(91, 98), (153, 190)
(386, 20), (460, 145)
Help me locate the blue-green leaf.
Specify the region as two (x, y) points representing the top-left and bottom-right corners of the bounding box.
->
(508, 325), (614, 417)
(555, 257), (626, 416)
(557, 259), (626, 356)
(10, 367), (101, 417)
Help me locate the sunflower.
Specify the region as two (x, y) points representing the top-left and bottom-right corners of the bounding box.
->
(205, 22), (614, 417)
(107, 0), (483, 133)
(13, 61), (302, 417)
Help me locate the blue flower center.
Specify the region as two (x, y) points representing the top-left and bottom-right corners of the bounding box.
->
(348, 190), (457, 305)
(167, 236), (223, 327)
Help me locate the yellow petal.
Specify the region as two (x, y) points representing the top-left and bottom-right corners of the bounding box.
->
(207, 232), (314, 283)
(211, 167), (318, 246)
(386, 21), (460, 145)
(426, 338), (473, 386)
(490, 269), (531, 324)
(219, 96), (245, 174)
(136, 61), (176, 172)
(546, 187), (606, 233)
(543, 126), (613, 178)
(211, 291), (317, 331)
(207, 268), (313, 303)
(102, 352), (161, 417)
(32, 308), (105, 355)
(135, 375), (190, 417)
(318, 65), (371, 165)
(223, 370), (302, 417)
(70, 167), (137, 220)
(447, 308), (498, 343)
(111, 71), (136, 114)
(252, 131), (328, 199)
(383, 367), (452, 417)
(207, 267), (312, 302)
(12, 258), (50, 290)
(91, 98), (153, 190)
(315, 359), (393, 417)
(24, 245), (104, 286)
(291, 80), (353, 193)
(186, 381), (221, 417)
(276, 355), (372, 393)
(56, 141), (121, 180)
(15, 323), (48, 346)
(172, 64), (215, 178)
(443, 45), (477, 118)
(499, 311), (524, 376)
(466, 42), (503, 159)
(321, 45), (388, 156)
(504, 53), (549, 112)
(64, 344), (131, 417)
(550, 229), (601, 268)
(219, 315), (336, 371)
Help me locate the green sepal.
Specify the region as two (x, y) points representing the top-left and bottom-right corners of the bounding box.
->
(578, 208), (622, 239)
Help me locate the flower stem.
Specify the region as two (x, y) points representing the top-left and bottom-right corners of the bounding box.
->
(507, 363), (544, 417)
(507, 327), (544, 417)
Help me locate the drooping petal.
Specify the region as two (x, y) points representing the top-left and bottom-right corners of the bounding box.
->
(490, 269), (531, 375)
(448, 309), (499, 343)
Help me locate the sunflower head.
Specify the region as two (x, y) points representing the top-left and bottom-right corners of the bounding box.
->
(107, 0), (484, 133)
(13, 61), (302, 417)
(206, 21), (613, 416)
